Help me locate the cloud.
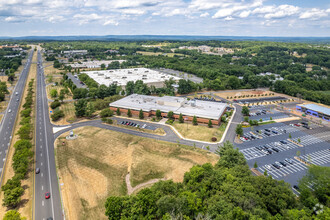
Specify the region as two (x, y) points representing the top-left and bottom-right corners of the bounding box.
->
(103, 19), (119, 26)
(4, 16), (25, 22)
(239, 10), (251, 18)
(224, 16), (233, 21)
(200, 12), (209, 17)
(261, 5), (300, 19)
(73, 13), (102, 25)
(299, 8), (328, 20)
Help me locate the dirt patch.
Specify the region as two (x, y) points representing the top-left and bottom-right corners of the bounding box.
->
(215, 89), (274, 100)
(55, 126), (219, 220)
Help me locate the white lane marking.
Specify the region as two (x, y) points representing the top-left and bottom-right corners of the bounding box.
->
(41, 173), (43, 177)
(42, 200), (44, 206)
(42, 185), (44, 190)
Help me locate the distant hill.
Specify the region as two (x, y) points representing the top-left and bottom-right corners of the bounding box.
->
(0, 35), (329, 43)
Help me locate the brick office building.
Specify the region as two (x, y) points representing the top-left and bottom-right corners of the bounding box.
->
(110, 94), (229, 125)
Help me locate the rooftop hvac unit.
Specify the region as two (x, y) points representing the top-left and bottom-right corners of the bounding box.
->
(191, 100), (196, 107)
(128, 71), (132, 74)
(145, 70), (149, 73)
(105, 76), (110, 79)
(134, 69), (138, 71)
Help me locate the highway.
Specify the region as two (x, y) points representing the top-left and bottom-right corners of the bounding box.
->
(0, 49), (34, 187)
(34, 50), (63, 220)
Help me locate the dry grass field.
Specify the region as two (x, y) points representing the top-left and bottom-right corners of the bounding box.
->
(172, 121), (226, 142)
(55, 127), (219, 220)
(43, 62), (62, 76)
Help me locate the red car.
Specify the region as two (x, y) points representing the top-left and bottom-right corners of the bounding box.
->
(45, 192), (51, 199)
(294, 124), (300, 127)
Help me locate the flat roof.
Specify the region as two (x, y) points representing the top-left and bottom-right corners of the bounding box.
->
(298, 103), (330, 116)
(110, 94), (228, 120)
(83, 68), (181, 87)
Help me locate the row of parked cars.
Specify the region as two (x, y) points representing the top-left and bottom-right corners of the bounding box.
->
(290, 122), (310, 129)
(241, 128), (286, 142)
(120, 121), (148, 129)
(265, 158), (294, 170)
(250, 109), (267, 116)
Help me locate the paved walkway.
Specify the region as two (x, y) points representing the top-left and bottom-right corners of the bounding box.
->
(125, 173), (166, 195)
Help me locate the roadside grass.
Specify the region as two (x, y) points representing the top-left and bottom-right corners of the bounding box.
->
(46, 84), (73, 100)
(55, 126), (218, 220)
(0, 50), (37, 220)
(258, 120), (276, 125)
(172, 121), (226, 142)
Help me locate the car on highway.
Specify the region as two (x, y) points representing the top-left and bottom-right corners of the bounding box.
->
(35, 168), (40, 174)
(45, 192), (51, 199)
(8, 109), (11, 113)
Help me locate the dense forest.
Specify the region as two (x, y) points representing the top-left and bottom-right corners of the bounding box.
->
(42, 40), (330, 104)
(105, 142), (330, 219)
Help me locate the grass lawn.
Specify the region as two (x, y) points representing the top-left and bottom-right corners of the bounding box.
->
(43, 62), (63, 76)
(55, 127), (218, 220)
(172, 121), (227, 142)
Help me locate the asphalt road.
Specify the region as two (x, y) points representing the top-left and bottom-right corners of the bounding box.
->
(0, 49), (34, 186)
(34, 50), (63, 220)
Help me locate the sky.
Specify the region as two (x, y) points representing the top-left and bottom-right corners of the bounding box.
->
(0, 0), (329, 37)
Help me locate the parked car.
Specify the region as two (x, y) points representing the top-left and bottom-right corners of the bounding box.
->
(275, 161), (283, 168)
(264, 132), (271, 136)
(256, 146), (263, 151)
(272, 147), (279, 152)
(265, 128), (271, 132)
(272, 163), (280, 169)
(272, 130), (278, 134)
(293, 185), (300, 191)
(303, 125), (310, 129)
(280, 140), (288, 144)
(279, 161), (287, 167)
(285, 158), (294, 164)
(294, 124), (300, 127)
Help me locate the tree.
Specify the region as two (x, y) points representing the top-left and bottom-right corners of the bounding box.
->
(74, 99), (87, 117)
(254, 161), (258, 168)
(208, 119), (213, 128)
(241, 106), (250, 116)
(167, 111), (174, 119)
(244, 116), (249, 122)
(192, 116), (198, 125)
(85, 102), (95, 118)
(156, 110), (162, 119)
(289, 133), (292, 139)
(270, 116), (273, 120)
(264, 170), (268, 176)
(127, 109), (132, 117)
(50, 89), (58, 98)
(235, 124), (243, 136)
(116, 108), (121, 116)
(3, 210), (24, 220)
(139, 109), (144, 119)
(179, 113), (184, 123)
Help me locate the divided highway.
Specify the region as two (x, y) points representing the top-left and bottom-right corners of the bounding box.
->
(34, 50), (63, 220)
(0, 49), (34, 186)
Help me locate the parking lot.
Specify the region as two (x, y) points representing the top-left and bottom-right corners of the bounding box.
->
(115, 118), (157, 130)
(234, 96), (287, 104)
(236, 120), (330, 187)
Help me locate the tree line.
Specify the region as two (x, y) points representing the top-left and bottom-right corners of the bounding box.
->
(2, 79), (34, 210)
(105, 141), (330, 219)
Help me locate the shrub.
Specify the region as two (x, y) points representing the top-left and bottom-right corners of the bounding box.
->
(211, 137), (217, 142)
(51, 108), (64, 121)
(100, 108), (113, 118)
(50, 100), (61, 109)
